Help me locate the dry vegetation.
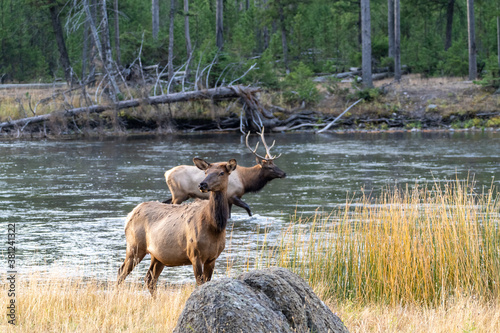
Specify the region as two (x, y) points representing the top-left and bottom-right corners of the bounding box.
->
(2, 179), (499, 332)
(0, 85), (234, 124)
(317, 75), (500, 124)
(272, 180), (500, 307)
(2, 75), (500, 135)
(2, 276), (500, 332)
(1, 276), (194, 332)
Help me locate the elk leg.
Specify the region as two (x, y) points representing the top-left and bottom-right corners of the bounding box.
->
(192, 257), (204, 285)
(117, 247), (146, 285)
(228, 202), (233, 219)
(229, 196), (252, 216)
(203, 259), (216, 282)
(145, 256), (165, 296)
(172, 194), (189, 205)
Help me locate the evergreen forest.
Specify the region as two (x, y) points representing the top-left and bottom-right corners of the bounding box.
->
(1, 0), (500, 89)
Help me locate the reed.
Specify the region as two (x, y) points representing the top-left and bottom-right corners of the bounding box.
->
(262, 179), (500, 306)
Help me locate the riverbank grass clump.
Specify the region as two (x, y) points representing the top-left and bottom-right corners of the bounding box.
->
(267, 179), (500, 307)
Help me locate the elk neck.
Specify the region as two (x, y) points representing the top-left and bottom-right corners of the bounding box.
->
(240, 165), (270, 193)
(204, 189), (229, 233)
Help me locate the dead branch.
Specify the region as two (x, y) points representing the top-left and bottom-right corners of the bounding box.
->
(317, 99), (362, 133)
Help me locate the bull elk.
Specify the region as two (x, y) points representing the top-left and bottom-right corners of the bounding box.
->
(163, 128), (286, 216)
(117, 158), (237, 295)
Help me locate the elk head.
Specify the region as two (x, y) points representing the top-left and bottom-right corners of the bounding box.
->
(245, 128), (287, 179)
(194, 158), (238, 193)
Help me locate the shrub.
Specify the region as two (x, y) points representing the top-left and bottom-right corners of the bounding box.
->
(486, 116), (500, 127)
(282, 62), (321, 106)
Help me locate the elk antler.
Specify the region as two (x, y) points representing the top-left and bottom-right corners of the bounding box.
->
(245, 127), (282, 160)
(246, 131), (267, 160)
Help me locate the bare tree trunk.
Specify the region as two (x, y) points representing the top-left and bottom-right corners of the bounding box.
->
(263, 26), (269, 50)
(152, 0), (160, 40)
(84, 0), (120, 99)
(357, 0), (362, 46)
(497, 16), (500, 69)
(277, 1), (289, 74)
(100, 1), (110, 64)
(168, 0), (175, 82)
(184, 0), (193, 79)
(82, 10), (90, 80)
(361, 0), (372, 88)
(388, 0), (394, 58)
(89, 0), (97, 84)
(114, 0), (121, 66)
(394, 0), (401, 82)
(48, 0), (74, 85)
(216, 0), (224, 50)
(0, 0), (4, 81)
(467, 0), (477, 80)
(444, 0), (455, 51)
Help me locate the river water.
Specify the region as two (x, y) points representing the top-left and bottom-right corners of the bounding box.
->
(1, 131), (499, 284)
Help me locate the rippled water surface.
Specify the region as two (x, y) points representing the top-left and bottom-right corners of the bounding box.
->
(1, 131), (499, 283)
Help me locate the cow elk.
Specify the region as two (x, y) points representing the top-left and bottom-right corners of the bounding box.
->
(163, 128), (286, 216)
(117, 158), (237, 295)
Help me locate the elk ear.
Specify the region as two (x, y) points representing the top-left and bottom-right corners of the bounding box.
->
(256, 156), (263, 165)
(226, 159), (237, 174)
(193, 158), (211, 171)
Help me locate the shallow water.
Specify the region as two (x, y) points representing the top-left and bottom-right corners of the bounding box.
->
(1, 131), (499, 283)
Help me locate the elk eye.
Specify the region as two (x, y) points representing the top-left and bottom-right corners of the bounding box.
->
(219, 172), (225, 176)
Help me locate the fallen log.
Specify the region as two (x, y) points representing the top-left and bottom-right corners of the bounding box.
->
(0, 86), (261, 131)
(373, 72), (390, 81)
(0, 83), (67, 90)
(312, 70), (361, 82)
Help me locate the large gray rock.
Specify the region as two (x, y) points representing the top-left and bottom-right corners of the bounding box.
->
(174, 267), (349, 333)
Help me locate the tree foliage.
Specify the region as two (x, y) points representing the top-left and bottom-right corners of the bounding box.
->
(0, 0), (498, 86)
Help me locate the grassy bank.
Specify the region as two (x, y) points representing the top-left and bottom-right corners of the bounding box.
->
(1, 276), (194, 332)
(2, 180), (499, 332)
(2, 276), (500, 332)
(1, 75), (500, 136)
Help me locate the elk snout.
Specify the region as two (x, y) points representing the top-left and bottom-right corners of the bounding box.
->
(198, 182), (208, 193)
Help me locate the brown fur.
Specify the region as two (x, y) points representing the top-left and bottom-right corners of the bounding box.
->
(117, 158), (237, 295)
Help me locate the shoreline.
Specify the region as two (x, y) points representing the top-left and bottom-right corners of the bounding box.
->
(1, 122), (499, 141)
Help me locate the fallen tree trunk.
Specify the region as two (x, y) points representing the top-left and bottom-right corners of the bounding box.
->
(0, 86), (260, 131)
(313, 70), (361, 82)
(0, 83), (67, 90)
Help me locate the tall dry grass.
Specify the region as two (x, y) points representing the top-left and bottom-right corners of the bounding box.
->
(0, 274), (194, 332)
(265, 179), (500, 307)
(2, 274), (500, 332)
